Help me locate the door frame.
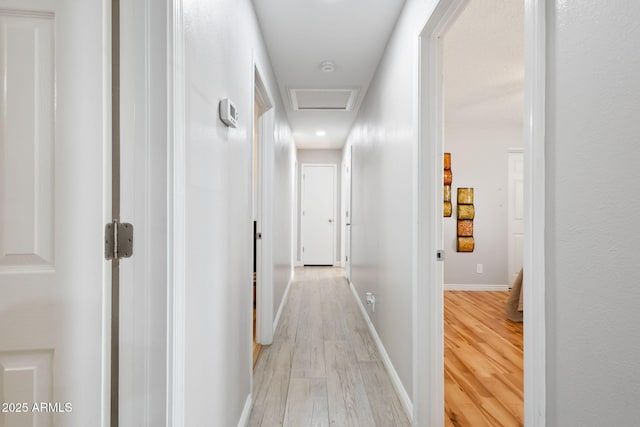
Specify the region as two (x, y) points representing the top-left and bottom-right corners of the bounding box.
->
(167, 0), (187, 423)
(341, 145), (352, 278)
(300, 163), (337, 266)
(118, 0), (170, 424)
(415, 0), (546, 425)
(507, 147), (524, 287)
(253, 60), (275, 346)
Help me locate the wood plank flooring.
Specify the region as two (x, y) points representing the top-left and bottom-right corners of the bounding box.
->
(445, 291), (524, 427)
(250, 270), (523, 426)
(249, 267), (410, 427)
(253, 307), (262, 366)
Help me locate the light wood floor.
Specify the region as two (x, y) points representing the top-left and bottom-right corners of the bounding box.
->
(253, 308), (261, 366)
(249, 267), (410, 426)
(445, 291), (524, 427)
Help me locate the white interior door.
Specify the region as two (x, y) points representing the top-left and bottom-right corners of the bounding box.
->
(508, 150), (524, 286)
(301, 164), (335, 266)
(0, 1), (109, 425)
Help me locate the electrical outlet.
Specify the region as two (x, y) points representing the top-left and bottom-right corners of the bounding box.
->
(365, 292), (376, 312)
(477, 263), (483, 273)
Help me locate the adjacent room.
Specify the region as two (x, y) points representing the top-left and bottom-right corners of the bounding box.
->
(441, 0), (525, 424)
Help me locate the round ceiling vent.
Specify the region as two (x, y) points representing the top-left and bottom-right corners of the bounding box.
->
(320, 60), (336, 73)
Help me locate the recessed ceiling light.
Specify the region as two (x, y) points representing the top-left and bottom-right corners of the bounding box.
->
(320, 61), (336, 73)
(315, 130), (326, 136)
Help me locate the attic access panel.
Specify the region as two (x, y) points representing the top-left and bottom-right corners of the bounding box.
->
(288, 88), (359, 111)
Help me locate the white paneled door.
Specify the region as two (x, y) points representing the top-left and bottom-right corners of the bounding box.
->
(0, 1), (109, 426)
(302, 165), (336, 266)
(508, 150), (524, 286)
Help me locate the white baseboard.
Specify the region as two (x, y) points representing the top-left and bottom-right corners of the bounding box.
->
(273, 272), (295, 333)
(333, 261), (342, 267)
(237, 394), (252, 427)
(348, 282), (413, 422)
(444, 283), (509, 291)
(295, 260), (303, 267)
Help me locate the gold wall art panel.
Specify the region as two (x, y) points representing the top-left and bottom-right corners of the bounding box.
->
(457, 220), (473, 237)
(444, 169), (452, 186)
(443, 153), (452, 217)
(457, 204), (475, 220)
(457, 237), (475, 252)
(444, 202), (452, 217)
(456, 187), (475, 252)
(457, 187), (474, 204)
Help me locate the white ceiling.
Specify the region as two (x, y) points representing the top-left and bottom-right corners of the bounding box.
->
(443, 0), (524, 128)
(253, 0), (406, 150)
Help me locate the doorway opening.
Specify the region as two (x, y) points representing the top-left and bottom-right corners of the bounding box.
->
(253, 94), (262, 365)
(439, 0), (525, 424)
(250, 64), (273, 365)
(416, 0), (546, 425)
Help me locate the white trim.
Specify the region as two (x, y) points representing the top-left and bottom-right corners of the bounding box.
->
(295, 261), (303, 267)
(292, 159), (297, 271)
(253, 59), (275, 346)
(507, 149), (524, 288)
(167, 0), (186, 425)
(273, 271), (295, 333)
(415, 1), (468, 424)
(102, 1), (113, 424)
(340, 156), (347, 269)
(349, 281), (413, 422)
(117, 0), (169, 424)
(300, 163), (337, 266)
(236, 394), (252, 427)
(523, 0), (546, 425)
(444, 284), (509, 291)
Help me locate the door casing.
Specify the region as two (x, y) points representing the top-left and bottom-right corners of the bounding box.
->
(342, 145), (353, 279)
(253, 60), (274, 347)
(118, 0), (170, 425)
(508, 148), (525, 286)
(415, 0), (547, 425)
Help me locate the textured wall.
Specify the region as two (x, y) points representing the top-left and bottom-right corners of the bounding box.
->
(546, 1), (640, 425)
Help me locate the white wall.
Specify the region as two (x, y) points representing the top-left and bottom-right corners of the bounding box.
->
(296, 149), (343, 265)
(182, 0), (295, 423)
(546, 1), (640, 424)
(350, 0), (640, 422)
(272, 124), (297, 322)
(344, 0), (447, 400)
(442, 0), (523, 286)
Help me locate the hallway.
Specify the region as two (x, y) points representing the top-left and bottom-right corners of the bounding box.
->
(249, 267), (410, 426)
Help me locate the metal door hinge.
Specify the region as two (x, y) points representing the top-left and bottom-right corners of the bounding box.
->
(255, 232), (262, 240)
(105, 220), (134, 260)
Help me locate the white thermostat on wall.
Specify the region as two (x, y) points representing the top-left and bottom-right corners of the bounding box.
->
(219, 98), (238, 128)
